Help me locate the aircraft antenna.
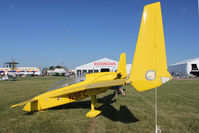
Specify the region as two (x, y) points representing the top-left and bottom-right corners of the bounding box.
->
(155, 87), (161, 133)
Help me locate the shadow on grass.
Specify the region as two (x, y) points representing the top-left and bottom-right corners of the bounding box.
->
(26, 111), (36, 115)
(50, 93), (139, 123)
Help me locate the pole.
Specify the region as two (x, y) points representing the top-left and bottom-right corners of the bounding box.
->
(155, 87), (161, 133)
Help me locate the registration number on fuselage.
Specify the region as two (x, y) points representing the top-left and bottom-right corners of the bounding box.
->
(68, 90), (88, 101)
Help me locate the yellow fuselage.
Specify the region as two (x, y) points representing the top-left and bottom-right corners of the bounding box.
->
(23, 72), (117, 111)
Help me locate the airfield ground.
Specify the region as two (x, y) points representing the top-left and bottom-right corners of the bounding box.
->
(0, 77), (198, 133)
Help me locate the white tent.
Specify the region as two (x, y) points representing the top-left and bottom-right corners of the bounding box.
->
(75, 58), (132, 77)
(54, 68), (66, 73)
(168, 57), (199, 77)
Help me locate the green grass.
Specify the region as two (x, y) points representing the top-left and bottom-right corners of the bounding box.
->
(0, 77), (199, 133)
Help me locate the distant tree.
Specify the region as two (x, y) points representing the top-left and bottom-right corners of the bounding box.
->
(55, 65), (63, 69)
(49, 66), (55, 70)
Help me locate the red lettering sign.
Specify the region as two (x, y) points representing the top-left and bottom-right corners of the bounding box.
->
(94, 62), (116, 66)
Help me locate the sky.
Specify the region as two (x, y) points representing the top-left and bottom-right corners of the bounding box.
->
(0, 0), (198, 69)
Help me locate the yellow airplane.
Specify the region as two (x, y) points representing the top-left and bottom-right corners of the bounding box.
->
(11, 2), (172, 117)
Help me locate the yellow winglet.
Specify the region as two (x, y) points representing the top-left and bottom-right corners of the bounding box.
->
(129, 2), (172, 91)
(117, 53), (128, 78)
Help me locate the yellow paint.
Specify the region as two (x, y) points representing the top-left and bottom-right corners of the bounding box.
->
(117, 53), (128, 78)
(12, 72), (126, 115)
(129, 2), (172, 91)
(11, 2), (172, 117)
(86, 95), (101, 117)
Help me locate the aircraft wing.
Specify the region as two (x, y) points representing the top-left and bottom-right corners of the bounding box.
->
(51, 78), (127, 98)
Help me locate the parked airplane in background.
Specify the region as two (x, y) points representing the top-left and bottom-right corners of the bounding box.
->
(11, 2), (172, 117)
(0, 72), (17, 81)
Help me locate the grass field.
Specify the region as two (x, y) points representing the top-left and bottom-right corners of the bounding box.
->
(0, 77), (199, 133)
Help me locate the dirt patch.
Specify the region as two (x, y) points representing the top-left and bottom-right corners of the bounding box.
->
(88, 118), (97, 133)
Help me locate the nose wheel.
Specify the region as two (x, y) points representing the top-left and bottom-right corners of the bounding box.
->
(86, 95), (102, 117)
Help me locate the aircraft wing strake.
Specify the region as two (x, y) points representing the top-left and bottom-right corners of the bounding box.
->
(10, 99), (37, 108)
(50, 85), (87, 98)
(86, 79), (127, 89)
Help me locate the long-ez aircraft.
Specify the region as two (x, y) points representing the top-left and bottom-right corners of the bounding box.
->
(11, 2), (172, 117)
